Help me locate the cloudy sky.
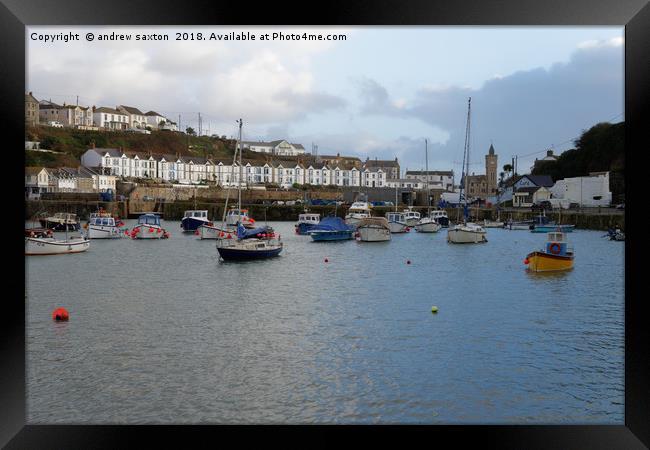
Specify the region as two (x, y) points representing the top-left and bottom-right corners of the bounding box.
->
(27, 26), (623, 175)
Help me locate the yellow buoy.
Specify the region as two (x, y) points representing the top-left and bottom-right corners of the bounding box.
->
(431, 306), (438, 314)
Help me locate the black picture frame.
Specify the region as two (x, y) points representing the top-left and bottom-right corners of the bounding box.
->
(3, 0), (648, 447)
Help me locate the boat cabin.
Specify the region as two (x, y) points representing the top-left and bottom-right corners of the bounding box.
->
(227, 209), (249, 218)
(386, 212), (406, 222)
(402, 209), (421, 221)
(348, 202), (372, 212)
(298, 213), (320, 224)
(89, 216), (116, 227)
(138, 214), (161, 226)
(184, 210), (208, 219)
(545, 232), (571, 256)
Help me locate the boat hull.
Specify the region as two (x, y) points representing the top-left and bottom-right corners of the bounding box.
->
(526, 251), (574, 272)
(531, 225), (575, 233)
(132, 225), (166, 239)
(310, 230), (354, 241)
(198, 224), (235, 239)
(181, 216), (210, 232)
(447, 227), (488, 244)
(88, 225), (122, 239)
(388, 221), (409, 233)
(25, 237), (90, 255)
(357, 226), (391, 242)
(415, 220), (441, 233)
(483, 221), (504, 228)
(217, 244), (283, 260)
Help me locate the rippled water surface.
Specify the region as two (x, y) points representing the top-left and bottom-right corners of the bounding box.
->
(26, 221), (625, 424)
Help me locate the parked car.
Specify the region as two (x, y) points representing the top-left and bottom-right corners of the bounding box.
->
(615, 203), (625, 210)
(142, 195), (154, 201)
(48, 121), (63, 128)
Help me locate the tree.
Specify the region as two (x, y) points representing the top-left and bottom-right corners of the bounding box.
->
(186, 127), (196, 136)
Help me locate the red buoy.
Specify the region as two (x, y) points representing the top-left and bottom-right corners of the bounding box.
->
(52, 307), (69, 321)
(524, 258), (530, 265)
(194, 230), (200, 236)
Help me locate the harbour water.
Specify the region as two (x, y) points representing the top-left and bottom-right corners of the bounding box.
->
(26, 220), (625, 424)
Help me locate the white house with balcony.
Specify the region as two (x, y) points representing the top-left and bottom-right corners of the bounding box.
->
(93, 107), (129, 130)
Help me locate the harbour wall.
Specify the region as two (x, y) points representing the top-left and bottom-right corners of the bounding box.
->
(25, 200), (624, 231)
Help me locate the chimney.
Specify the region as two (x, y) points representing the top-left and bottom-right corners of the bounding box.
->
(92, 105), (96, 112)
(29, 91), (32, 96)
(91, 141), (95, 149)
(547, 150), (553, 157)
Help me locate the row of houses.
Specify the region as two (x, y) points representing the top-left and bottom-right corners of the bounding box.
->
(25, 166), (118, 199)
(25, 92), (178, 132)
(80, 147), (393, 189)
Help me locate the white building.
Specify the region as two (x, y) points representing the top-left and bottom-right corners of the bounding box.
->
(39, 101), (93, 128)
(405, 170), (454, 191)
(93, 107), (129, 130)
(117, 105), (148, 129)
(361, 168), (386, 188)
(25, 167), (51, 199)
(386, 178), (426, 190)
(241, 140), (306, 156)
(549, 172), (612, 207)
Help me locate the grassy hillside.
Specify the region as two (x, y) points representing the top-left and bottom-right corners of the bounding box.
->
(25, 125), (270, 165)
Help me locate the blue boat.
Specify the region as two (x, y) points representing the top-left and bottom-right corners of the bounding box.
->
(531, 224), (575, 233)
(181, 210), (210, 232)
(308, 216), (355, 241)
(295, 212), (321, 235)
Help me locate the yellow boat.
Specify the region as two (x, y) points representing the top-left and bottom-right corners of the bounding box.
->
(524, 231), (574, 272)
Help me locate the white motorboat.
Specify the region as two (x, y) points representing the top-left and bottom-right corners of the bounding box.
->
(225, 208), (255, 228)
(87, 212), (122, 239)
(415, 216), (441, 233)
(25, 235), (90, 255)
(38, 212), (81, 231)
(430, 210), (450, 227)
(130, 214), (169, 239)
(181, 210), (211, 232)
(295, 212), (321, 235)
(385, 212), (410, 233)
(402, 207), (421, 226)
(345, 201), (372, 226)
(447, 222), (488, 243)
(356, 217), (391, 242)
(483, 219), (505, 228)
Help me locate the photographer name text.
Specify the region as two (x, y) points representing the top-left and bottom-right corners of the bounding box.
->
(30, 31), (347, 43)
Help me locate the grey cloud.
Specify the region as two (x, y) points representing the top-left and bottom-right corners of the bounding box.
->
(272, 89), (346, 112)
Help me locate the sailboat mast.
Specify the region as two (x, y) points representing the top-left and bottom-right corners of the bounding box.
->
(425, 138), (430, 215)
(237, 118), (242, 214)
(465, 97), (471, 209)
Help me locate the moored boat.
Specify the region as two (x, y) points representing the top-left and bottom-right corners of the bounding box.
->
(295, 212), (321, 235)
(130, 214), (169, 239)
(402, 207), (421, 227)
(531, 224), (575, 233)
(345, 201), (372, 226)
(181, 210), (211, 232)
(430, 209), (450, 227)
(25, 235), (90, 255)
(524, 231), (574, 272)
(385, 212), (410, 233)
(87, 213), (123, 239)
(39, 212), (80, 231)
(447, 222), (488, 243)
(308, 216), (355, 241)
(356, 217), (391, 242)
(415, 216), (441, 233)
(483, 219), (505, 228)
(226, 208), (256, 228)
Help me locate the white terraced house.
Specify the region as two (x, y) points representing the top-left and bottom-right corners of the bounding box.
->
(361, 168), (386, 188)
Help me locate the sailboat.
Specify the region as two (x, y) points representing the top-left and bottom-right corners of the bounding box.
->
(415, 139), (441, 233)
(216, 119), (283, 260)
(26, 211), (90, 255)
(447, 97), (487, 244)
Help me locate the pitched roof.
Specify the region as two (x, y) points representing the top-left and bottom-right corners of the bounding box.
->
(145, 111), (163, 116)
(94, 107), (124, 115)
(514, 186), (541, 194)
(365, 159), (399, 168)
(25, 92), (39, 103)
(118, 105), (145, 115)
(39, 102), (62, 110)
(25, 167), (45, 175)
(524, 175), (554, 187)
